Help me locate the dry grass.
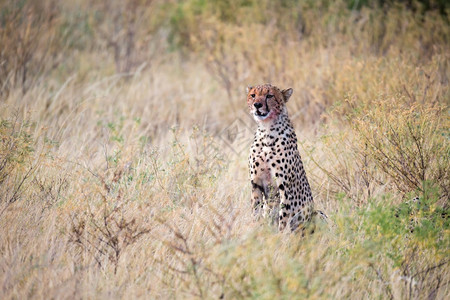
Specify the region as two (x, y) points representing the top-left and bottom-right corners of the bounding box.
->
(0, 0), (449, 299)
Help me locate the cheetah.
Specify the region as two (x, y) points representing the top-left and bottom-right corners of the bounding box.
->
(247, 83), (324, 232)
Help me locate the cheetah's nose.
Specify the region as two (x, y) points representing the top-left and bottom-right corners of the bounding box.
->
(254, 103), (263, 109)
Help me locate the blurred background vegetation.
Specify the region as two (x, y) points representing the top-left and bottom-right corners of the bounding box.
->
(0, 0), (449, 299)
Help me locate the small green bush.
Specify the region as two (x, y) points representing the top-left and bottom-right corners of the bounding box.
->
(0, 114), (35, 204)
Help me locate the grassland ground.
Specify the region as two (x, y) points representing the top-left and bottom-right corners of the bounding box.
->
(0, 0), (449, 299)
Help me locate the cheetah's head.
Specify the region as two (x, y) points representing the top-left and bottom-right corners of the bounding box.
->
(246, 84), (293, 123)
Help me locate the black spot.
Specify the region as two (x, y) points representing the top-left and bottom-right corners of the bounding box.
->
(279, 184), (284, 190)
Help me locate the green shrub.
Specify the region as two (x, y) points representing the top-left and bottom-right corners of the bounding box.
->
(0, 114), (35, 204)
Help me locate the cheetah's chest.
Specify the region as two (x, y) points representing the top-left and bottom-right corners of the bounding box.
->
(256, 144), (275, 184)
(254, 135), (285, 184)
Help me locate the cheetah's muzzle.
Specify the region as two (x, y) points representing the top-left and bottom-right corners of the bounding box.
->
(255, 110), (268, 117)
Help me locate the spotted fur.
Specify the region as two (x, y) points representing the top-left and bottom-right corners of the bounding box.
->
(247, 83), (323, 232)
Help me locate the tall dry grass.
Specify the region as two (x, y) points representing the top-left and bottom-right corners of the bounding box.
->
(0, 0), (449, 299)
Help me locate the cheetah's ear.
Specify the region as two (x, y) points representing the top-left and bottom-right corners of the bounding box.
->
(246, 86), (253, 94)
(282, 88), (293, 102)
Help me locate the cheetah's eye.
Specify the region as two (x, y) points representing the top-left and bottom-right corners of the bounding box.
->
(266, 94), (274, 99)
(250, 94), (255, 98)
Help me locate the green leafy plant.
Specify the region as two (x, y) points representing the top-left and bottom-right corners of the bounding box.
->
(0, 114), (35, 206)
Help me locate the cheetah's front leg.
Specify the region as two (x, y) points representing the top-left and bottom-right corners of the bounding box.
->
(275, 180), (290, 231)
(251, 180), (264, 218)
